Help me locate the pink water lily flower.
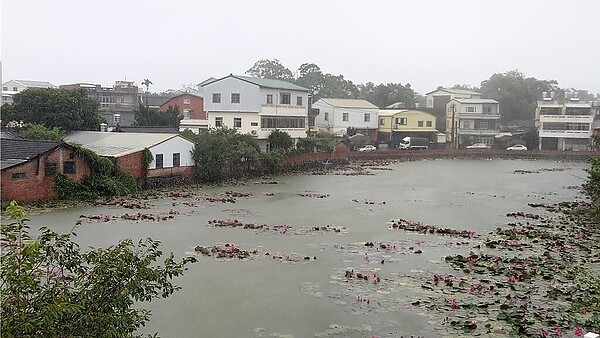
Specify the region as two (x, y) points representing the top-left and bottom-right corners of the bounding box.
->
(574, 328), (584, 337)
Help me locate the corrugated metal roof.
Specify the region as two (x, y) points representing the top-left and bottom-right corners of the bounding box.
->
(13, 80), (58, 88)
(454, 98), (499, 104)
(65, 131), (181, 157)
(318, 98), (378, 109)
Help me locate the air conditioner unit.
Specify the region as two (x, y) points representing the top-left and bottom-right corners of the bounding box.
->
(250, 130), (257, 135)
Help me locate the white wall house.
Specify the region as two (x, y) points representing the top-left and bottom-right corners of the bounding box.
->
(312, 98), (379, 136)
(425, 88), (481, 109)
(535, 97), (594, 151)
(202, 75), (309, 151)
(2, 79), (58, 105)
(445, 98), (501, 147)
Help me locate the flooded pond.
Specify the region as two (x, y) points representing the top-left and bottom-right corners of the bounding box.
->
(27, 159), (589, 337)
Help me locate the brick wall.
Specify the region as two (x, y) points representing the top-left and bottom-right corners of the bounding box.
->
(116, 152), (144, 179)
(146, 166), (194, 178)
(1, 145), (92, 203)
(160, 94), (205, 120)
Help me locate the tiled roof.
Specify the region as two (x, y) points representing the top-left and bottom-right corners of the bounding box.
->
(453, 98), (499, 104)
(65, 131), (184, 157)
(12, 80), (58, 88)
(317, 98), (378, 109)
(202, 74), (309, 92)
(426, 88), (481, 96)
(0, 138), (60, 170)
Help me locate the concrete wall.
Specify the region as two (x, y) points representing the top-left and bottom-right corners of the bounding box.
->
(149, 136), (194, 169)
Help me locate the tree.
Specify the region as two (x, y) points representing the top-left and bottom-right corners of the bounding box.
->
(133, 104), (181, 128)
(1, 88), (101, 131)
(142, 79), (153, 107)
(246, 59), (294, 81)
(20, 124), (65, 141)
(1, 201), (195, 337)
(268, 130), (294, 153)
(480, 70), (561, 122)
(192, 127), (261, 183)
(357, 82), (416, 108)
(295, 63), (326, 99)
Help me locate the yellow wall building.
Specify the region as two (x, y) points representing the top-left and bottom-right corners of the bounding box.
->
(378, 109), (440, 147)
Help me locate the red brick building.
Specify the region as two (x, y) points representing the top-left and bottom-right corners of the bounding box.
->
(160, 93), (205, 120)
(1, 139), (93, 203)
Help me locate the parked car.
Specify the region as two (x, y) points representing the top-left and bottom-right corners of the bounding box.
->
(466, 143), (490, 149)
(506, 144), (527, 151)
(357, 145), (376, 152)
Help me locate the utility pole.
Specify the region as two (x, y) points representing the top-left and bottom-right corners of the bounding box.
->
(450, 103), (456, 149)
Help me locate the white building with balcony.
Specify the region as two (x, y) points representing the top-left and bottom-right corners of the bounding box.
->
(535, 97), (594, 151)
(312, 98), (379, 139)
(201, 75), (309, 151)
(445, 98), (501, 147)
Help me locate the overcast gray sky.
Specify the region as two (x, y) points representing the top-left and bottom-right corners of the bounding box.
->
(2, 0), (599, 95)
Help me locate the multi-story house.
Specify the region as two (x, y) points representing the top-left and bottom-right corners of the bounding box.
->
(60, 81), (141, 127)
(445, 98), (501, 147)
(160, 93), (209, 134)
(535, 95), (594, 151)
(312, 98), (379, 140)
(378, 109), (440, 147)
(201, 74), (309, 151)
(2, 79), (58, 105)
(425, 88), (482, 131)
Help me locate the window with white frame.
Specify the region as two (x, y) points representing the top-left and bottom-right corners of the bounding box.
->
(183, 98), (191, 105)
(343, 113), (349, 122)
(466, 106), (476, 112)
(155, 154), (164, 169)
(296, 96), (303, 106)
(395, 117), (407, 125)
(483, 106), (492, 114)
(426, 121), (432, 127)
(183, 109), (191, 119)
(267, 94), (273, 104)
(215, 117), (223, 127)
(234, 117), (242, 128)
(418, 120), (424, 127)
(12, 87), (18, 92)
(2, 87), (7, 91)
(364, 113), (370, 122)
(464, 121), (471, 129)
(324, 112), (329, 121)
(379, 118), (385, 125)
(212, 93), (221, 103)
(231, 93), (240, 103)
(251, 121), (258, 127)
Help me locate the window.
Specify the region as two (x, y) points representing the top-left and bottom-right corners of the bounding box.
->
(251, 122), (258, 127)
(260, 116), (305, 129)
(343, 113), (349, 122)
(234, 117), (242, 128)
(183, 109), (191, 119)
(183, 98), (191, 105)
(231, 93), (240, 103)
(212, 93), (221, 103)
(426, 121), (432, 127)
(418, 120), (424, 127)
(173, 153), (180, 167)
(13, 87), (18, 92)
(483, 106), (492, 114)
(324, 112), (329, 121)
(395, 117), (407, 125)
(280, 92), (291, 104)
(296, 96), (303, 106)
(267, 94), (273, 104)
(11, 172), (26, 179)
(155, 154), (164, 169)
(364, 114), (370, 122)
(379, 118), (385, 125)
(45, 163), (57, 176)
(480, 121), (488, 130)
(63, 161), (76, 174)
(466, 106), (476, 112)
(464, 121), (471, 129)
(2, 87), (7, 91)
(215, 117), (223, 127)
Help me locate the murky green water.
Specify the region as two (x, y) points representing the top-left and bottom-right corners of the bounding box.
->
(26, 159), (588, 337)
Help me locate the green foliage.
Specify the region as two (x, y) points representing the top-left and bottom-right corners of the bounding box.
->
(134, 104), (181, 128)
(583, 157), (600, 222)
(0, 201), (196, 337)
(268, 130), (294, 153)
(296, 138), (316, 153)
(20, 123), (65, 141)
(246, 59), (294, 81)
(54, 172), (138, 200)
(1, 88), (102, 131)
(523, 126), (539, 150)
(261, 149), (284, 175)
(480, 70), (561, 122)
(192, 127), (261, 183)
(357, 82), (416, 108)
(142, 148), (153, 172)
(70, 144), (115, 176)
(314, 132), (336, 152)
(179, 129), (199, 143)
